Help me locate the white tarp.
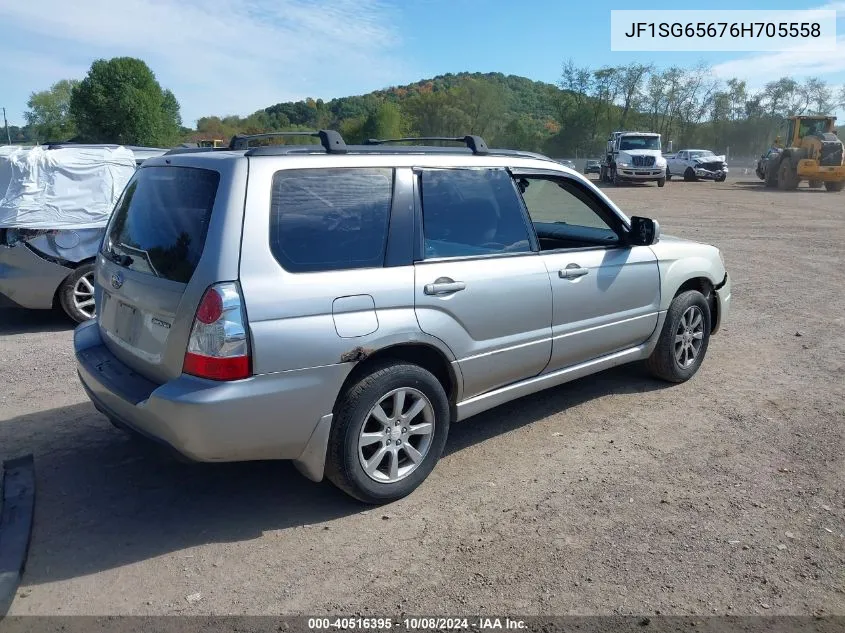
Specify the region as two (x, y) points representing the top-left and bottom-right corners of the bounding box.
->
(0, 146), (137, 229)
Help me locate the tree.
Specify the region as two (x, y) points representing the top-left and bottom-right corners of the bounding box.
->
(24, 79), (79, 142)
(69, 57), (182, 146)
(361, 102), (406, 141)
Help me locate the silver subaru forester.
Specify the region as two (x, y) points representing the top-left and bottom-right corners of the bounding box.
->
(74, 132), (731, 504)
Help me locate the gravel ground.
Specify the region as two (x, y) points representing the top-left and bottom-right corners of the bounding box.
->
(1, 176), (843, 617)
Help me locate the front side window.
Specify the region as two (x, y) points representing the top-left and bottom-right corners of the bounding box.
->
(419, 168), (532, 259)
(516, 176), (620, 250)
(269, 168), (393, 273)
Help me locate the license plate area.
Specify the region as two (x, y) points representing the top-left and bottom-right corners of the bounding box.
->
(112, 299), (139, 345)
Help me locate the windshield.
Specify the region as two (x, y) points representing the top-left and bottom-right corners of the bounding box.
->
(689, 150), (715, 158)
(619, 136), (661, 151)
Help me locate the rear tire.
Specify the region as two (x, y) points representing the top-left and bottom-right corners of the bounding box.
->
(824, 181), (844, 192)
(325, 362), (450, 504)
(645, 290), (711, 383)
(666, 171), (673, 181)
(58, 263), (97, 324)
(808, 180), (823, 189)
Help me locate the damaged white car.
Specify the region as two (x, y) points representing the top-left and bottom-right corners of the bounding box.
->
(665, 149), (728, 182)
(0, 144), (165, 322)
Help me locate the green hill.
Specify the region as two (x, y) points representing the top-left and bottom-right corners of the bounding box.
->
(194, 72), (566, 153)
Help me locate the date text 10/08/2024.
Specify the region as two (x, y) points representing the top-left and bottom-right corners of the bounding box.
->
(307, 617), (528, 630)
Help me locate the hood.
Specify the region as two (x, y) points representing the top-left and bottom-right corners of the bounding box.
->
(693, 154), (726, 164)
(657, 234), (694, 244)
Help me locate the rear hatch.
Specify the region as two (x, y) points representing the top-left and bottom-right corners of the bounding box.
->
(96, 163), (227, 384)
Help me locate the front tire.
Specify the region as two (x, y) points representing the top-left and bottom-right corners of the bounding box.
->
(325, 362), (450, 504)
(683, 167), (696, 182)
(657, 177), (666, 188)
(824, 181), (844, 192)
(808, 180), (823, 189)
(777, 157), (800, 190)
(58, 263), (97, 323)
(716, 174), (727, 183)
(645, 290), (711, 383)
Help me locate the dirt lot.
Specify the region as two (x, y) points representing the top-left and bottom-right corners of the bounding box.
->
(1, 175), (843, 617)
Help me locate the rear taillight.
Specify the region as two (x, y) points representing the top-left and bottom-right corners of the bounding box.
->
(183, 282), (251, 381)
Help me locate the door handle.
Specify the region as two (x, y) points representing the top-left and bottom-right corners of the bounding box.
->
(424, 278), (467, 295)
(559, 265), (589, 279)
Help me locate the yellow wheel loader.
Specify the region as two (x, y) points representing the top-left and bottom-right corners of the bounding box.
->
(764, 115), (845, 192)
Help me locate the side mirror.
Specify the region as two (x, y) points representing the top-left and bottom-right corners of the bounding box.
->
(629, 216), (660, 246)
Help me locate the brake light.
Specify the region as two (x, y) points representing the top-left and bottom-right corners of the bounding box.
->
(183, 282), (251, 381)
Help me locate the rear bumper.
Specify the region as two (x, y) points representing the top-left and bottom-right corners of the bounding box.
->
(74, 320), (350, 474)
(712, 273), (731, 335)
(0, 242), (71, 309)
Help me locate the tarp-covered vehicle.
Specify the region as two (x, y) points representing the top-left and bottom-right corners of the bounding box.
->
(0, 145), (165, 322)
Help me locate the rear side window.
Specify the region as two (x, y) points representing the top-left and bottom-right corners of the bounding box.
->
(104, 166), (219, 283)
(269, 168), (393, 273)
(420, 168), (532, 259)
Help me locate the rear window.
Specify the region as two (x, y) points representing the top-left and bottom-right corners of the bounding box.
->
(269, 168), (393, 273)
(104, 166), (219, 283)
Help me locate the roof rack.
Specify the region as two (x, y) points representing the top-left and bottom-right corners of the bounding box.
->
(365, 135), (489, 155)
(230, 130), (347, 153)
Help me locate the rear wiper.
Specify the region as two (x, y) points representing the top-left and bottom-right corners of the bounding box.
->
(106, 250), (133, 267)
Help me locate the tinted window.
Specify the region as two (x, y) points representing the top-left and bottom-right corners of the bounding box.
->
(420, 168), (531, 259)
(269, 168), (393, 273)
(105, 167), (219, 283)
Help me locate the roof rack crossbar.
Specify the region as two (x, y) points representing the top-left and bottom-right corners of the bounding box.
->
(231, 130), (347, 153)
(365, 135), (489, 155)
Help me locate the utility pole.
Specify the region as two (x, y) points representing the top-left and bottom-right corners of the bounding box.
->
(2, 107), (10, 145)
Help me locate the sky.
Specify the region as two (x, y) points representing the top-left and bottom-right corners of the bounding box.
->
(1, 0), (844, 128)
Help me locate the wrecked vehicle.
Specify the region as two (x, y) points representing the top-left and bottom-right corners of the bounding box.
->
(665, 149), (728, 182)
(0, 144), (166, 322)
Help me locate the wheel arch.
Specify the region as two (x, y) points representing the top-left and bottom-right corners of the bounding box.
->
(672, 276), (718, 333)
(52, 257), (97, 308)
(332, 341), (462, 421)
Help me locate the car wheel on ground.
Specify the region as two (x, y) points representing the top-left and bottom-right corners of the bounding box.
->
(716, 174), (727, 183)
(764, 163), (779, 188)
(777, 158), (800, 190)
(666, 171), (672, 181)
(683, 167), (696, 182)
(824, 181), (844, 192)
(325, 361), (451, 504)
(58, 263), (97, 323)
(657, 177), (666, 188)
(808, 180), (823, 189)
(645, 290), (711, 383)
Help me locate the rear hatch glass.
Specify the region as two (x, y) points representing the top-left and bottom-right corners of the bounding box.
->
(104, 166), (219, 282)
(98, 166), (220, 382)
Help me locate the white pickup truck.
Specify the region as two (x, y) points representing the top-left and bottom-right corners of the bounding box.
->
(665, 149), (728, 182)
